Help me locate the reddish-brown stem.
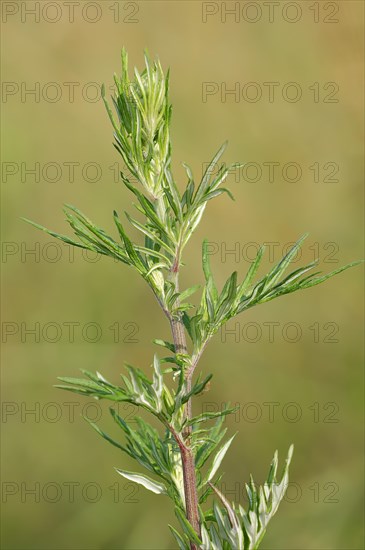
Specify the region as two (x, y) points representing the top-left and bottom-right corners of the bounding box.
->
(169, 262), (201, 549)
(180, 447), (200, 547)
(169, 315), (200, 548)
(167, 425), (200, 547)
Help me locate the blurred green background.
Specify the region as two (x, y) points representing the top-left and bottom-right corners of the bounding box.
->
(1, 1), (364, 549)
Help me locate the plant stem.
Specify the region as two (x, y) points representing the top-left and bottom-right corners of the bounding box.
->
(167, 425), (201, 549)
(180, 447), (201, 549)
(169, 269), (201, 548)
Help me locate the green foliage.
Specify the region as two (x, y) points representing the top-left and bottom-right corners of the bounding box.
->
(184, 236), (362, 354)
(200, 445), (294, 550)
(25, 49), (362, 549)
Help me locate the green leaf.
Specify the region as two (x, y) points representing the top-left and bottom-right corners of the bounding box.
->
(215, 271), (237, 322)
(164, 169), (183, 222)
(237, 246), (265, 299)
(83, 417), (127, 453)
(182, 312), (193, 341)
(175, 507), (202, 545)
(56, 376), (102, 390)
(153, 339), (176, 353)
(202, 239), (218, 301)
(113, 210), (147, 273)
(298, 260), (364, 289)
(181, 163), (195, 208)
(263, 233), (308, 292)
(110, 408), (132, 434)
(101, 83), (120, 135)
(54, 385), (97, 396)
(21, 218), (89, 251)
(178, 284), (201, 303)
(115, 468), (167, 494)
(235, 235), (363, 315)
(186, 406), (238, 427)
(64, 204), (127, 258)
(204, 187), (234, 202)
(195, 417), (227, 470)
(204, 285), (216, 323)
(122, 176), (172, 239)
(208, 482), (241, 536)
(181, 373), (213, 404)
(124, 211), (175, 256)
(168, 525), (189, 550)
(152, 355), (163, 410)
(195, 142), (227, 204)
(205, 434), (236, 483)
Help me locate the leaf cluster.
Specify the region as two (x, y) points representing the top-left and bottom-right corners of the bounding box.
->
(56, 362), (237, 510)
(183, 235), (361, 354)
(171, 446), (294, 550)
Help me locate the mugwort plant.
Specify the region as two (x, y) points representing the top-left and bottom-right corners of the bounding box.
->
(24, 50), (362, 549)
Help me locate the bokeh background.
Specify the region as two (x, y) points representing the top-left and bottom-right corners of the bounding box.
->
(1, 1), (364, 549)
